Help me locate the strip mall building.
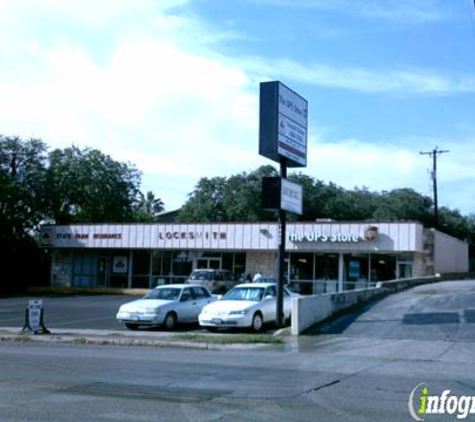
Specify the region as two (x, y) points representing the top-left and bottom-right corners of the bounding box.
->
(40, 221), (469, 294)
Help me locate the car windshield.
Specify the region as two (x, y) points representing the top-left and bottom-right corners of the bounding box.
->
(189, 271), (213, 281)
(223, 287), (264, 301)
(144, 287), (181, 301)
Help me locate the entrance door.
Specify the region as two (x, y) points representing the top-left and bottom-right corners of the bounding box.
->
(96, 257), (108, 287)
(195, 258), (221, 270)
(397, 262), (413, 279)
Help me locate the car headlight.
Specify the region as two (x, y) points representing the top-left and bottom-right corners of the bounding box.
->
(150, 308), (161, 314)
(229, 310), (248, 315)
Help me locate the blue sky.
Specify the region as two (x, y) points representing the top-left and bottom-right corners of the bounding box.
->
(1, 0), (475, 215)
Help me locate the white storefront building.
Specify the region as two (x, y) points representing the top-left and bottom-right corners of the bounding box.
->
(40, 221), (469, 294)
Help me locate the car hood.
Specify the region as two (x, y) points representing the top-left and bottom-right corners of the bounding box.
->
(202, 300), (258, 313)
(119, 299), (173, 312)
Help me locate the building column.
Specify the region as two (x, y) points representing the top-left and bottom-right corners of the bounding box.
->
(338, 253), (344, 292)
(127, 250), (133, 288)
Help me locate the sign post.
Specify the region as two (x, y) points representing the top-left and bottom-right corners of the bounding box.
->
(259, 81), (308, 327)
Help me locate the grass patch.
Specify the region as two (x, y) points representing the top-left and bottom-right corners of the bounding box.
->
(171, 333), (283, 344)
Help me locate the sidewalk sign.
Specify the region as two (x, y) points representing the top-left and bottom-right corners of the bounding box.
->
(21, 300), (50, 334)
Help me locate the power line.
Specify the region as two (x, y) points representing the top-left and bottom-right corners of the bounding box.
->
(420, 146), (449, 229)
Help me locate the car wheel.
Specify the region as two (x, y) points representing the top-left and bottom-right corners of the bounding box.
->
(205, 327), (218, 333)
(163, 312), (178, 331)
(125, 323), (139, 330)
(251, 312), (264, 333)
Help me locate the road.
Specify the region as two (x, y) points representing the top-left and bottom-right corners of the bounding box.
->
(1, 280), (475, 421)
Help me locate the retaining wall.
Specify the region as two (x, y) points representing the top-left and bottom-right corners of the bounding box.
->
(291, 276), (442, 335)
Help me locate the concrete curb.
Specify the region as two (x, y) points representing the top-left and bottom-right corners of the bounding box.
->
(0, 327), (281, 350)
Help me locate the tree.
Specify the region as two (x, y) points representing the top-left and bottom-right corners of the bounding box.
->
(177, 165), (278, 222)
(46, 146), (142, 223)
(372, 188), (432, 224)
(0, 135), (50, 292)
(133, 191), (165, 221)
(223, 165), (278, 222)
(0, 135), (49, 240)
(177, 176), (227, 222)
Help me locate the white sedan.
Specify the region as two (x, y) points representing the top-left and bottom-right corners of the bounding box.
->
(116, 284), (217, 330)
(198, 282), (296, 332)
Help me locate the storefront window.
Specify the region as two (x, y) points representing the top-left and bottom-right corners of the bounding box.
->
(172, 251), (193, 284)
(288, 253), (312, 295)
(71, 251), (96, 287)
(131, 250), (151, 288)
(371, 254), (396, 282)
(343, 253), (370, 290)
(110, 254), (129, 288)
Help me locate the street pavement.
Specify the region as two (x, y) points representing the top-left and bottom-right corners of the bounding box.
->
(0, 280), (474, 421)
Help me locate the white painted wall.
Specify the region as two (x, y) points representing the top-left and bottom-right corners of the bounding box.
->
(433, 230), (469, 274)
(41, 222), (425, 253)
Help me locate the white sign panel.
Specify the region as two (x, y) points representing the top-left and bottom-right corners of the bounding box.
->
(281, 178), (303, 215)
(28, 300), (43, 331)
(277, 83), (308, 166)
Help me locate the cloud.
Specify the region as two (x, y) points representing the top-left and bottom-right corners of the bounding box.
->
(247, 58), (475, 95)
(256, 0), (450, 23)
(0, 0), (473, 215)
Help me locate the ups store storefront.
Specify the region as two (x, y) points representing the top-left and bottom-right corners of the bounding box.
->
(40, 221), (468, 294)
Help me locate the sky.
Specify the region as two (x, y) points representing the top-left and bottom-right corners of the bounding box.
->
(1, 0), (475, 215)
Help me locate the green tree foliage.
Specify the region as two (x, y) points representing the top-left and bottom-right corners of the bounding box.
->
(177, 166), (279, 222)
(0, 135), (49, 240)
(177, 176), (227, 222)
(133, 190), (165, 222)
(372, 188), (433, 224)
(46, 146), (142, 223)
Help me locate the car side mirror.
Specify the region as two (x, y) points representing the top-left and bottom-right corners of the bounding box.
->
(264, 295), (274, 300)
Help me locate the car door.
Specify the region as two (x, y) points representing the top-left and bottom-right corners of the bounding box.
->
(178, 287), (197, 322)
(261, 285), (277, 322)
(190, 287), (215, 322)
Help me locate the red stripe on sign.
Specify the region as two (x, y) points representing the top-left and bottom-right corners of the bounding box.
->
(278, 141), (306, 159)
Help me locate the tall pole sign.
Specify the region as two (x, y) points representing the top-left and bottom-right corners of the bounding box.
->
(259, 81), (308, 327)
(259, 81), (308, 168)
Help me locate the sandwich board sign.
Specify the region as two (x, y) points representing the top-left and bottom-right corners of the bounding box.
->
(22, 300), (50, 334)
(28, 300), (42, 331)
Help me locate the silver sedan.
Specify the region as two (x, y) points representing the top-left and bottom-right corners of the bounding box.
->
(116, 284), (217, 330)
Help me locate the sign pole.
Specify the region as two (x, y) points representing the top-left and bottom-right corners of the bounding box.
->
(276, 157), (287, 327)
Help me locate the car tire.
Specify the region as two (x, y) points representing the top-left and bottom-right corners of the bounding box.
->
(163, 312), (178, 331)
(251, 312), (264, 333)
(205, 327), (218, 333)
(125, 323), (139, 330)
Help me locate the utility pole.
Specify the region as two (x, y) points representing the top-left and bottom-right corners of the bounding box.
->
(420, 146), (449, 229)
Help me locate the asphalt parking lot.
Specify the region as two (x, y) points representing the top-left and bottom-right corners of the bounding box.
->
(0, 294), (138, 331)
(0, 293), (279, 334)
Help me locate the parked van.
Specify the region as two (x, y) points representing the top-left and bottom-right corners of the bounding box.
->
(186, 269), (237, 294)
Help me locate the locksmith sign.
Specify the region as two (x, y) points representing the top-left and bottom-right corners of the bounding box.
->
(259, 81), (308, 167)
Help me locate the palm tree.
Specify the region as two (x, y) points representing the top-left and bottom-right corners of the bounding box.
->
(135, 191), (164, 220)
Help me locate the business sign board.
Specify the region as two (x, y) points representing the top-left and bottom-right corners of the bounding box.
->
(281, 178), (303, 215)
(262, 177), (303, 215)
(259, 81), (308, 167)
